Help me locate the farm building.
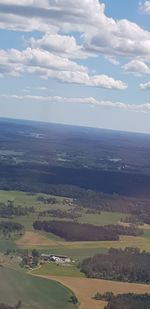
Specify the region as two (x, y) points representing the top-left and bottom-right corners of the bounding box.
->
(41, 253), (71, 264)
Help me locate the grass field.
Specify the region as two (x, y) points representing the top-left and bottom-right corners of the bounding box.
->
(143, 229), (150, 239)
(32, 263), (85, 277)
(0, 267), (76, 309)
(0, 239), (17, 252)
(79, 211), (126, 226)
(38, 275), (150, 309)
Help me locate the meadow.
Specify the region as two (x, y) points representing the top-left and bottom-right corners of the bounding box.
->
(32, 263), (84, 277)
(0, 267), (76, 309)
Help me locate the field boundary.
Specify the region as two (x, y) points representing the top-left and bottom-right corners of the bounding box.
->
(32, 275), (150, 309)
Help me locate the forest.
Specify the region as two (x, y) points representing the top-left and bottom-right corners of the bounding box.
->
(33, 220), (143, 241)
(104, 294), (150, 309)
(80, 248), (150, 283)
(1, 119), (150, 198)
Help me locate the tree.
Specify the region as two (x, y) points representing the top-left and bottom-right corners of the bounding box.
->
(69, 295), (78, 305)
(32, 249), (39, 258)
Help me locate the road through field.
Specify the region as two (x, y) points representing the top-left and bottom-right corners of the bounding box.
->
(35, 275), (150, 309)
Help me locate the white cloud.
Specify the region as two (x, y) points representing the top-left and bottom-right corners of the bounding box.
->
(104, 56), (120, 65)
(140, 1), (150, 14)
(140, 81), (150, 90)
(30, 33), (94, 59)
(122, 60), (150, 75)
(0, 47), (127, 89)
(84, 18), (150, 60)
(0, 0), (149, 93)
(0, 0), (149, 61)
(1, 93), (150, 113)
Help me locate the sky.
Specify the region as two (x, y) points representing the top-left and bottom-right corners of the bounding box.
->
(0, 0), (150, 133)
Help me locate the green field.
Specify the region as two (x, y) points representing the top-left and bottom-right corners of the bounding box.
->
(0, 239), (17, 252)
(143, 229), (150, 239)
(79, 211), (125, 226)
(0, 190), (72, 231)
(0, 267), (76, 309)
(32, 263), (84, 277)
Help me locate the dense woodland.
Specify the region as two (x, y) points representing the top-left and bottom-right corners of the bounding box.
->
(122, 212), (150, 226)
(80, 248), (150, 283)
(33, 221), (143, 241)
(104, 294), (150, 309)
(1, 120), (150, 198)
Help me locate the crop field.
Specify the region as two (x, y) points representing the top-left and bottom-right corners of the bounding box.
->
(0, 267), (76, 309)
(37, 275), (150, 309)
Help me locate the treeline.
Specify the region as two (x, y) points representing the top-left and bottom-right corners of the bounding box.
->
(122, 212), (150, 226)
(43, 185), (150, 219)
(80, 248), (150, 283)
(1, 182), (150, 220)
(75, 189), (150, 215)
(33, 221), (142, 241)
(37, 196), (57, 204)
(0, 200), (34, 218)
(38, 209), (81, 220)
(1, 160), (150, 199)
(104, 294), (150, 309)
(0, 221), (23, 234)
(94, 292), (114, 301)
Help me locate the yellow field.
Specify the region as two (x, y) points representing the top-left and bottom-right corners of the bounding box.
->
(35, 275), (150, 309)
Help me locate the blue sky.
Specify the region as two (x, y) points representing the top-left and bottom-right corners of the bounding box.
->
(0, 0), (150, 133)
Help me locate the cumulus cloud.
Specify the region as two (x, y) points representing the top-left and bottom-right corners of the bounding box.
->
(30, 33), (94, 59)
(1, 93), (150, 113)
(0, 0), (149, 61)
(0, 48), (127, 89)
(140, 1), (150, 14)
(122, 60), (150, 75)
(0, 0), (149, 92)
(140, 81), (150, 90)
